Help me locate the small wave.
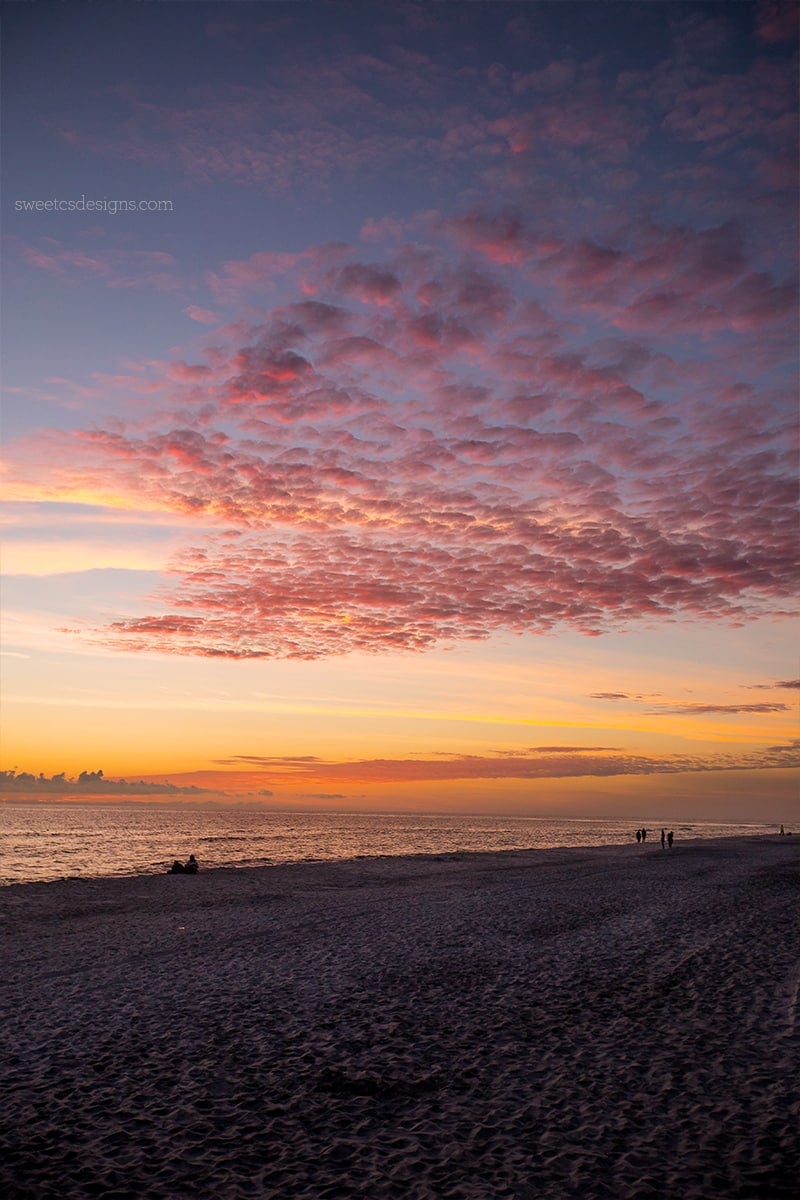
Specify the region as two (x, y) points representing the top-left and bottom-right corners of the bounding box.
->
(197, 835), (253, 843)
(1, 810), (779, 884)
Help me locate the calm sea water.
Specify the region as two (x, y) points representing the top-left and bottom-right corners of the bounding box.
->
(0, 803), (778, 887)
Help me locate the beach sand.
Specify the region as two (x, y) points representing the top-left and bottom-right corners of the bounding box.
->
(1, 837), (798, 1199)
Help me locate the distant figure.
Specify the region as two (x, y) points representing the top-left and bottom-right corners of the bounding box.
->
(661, 828), (666, 850)
(636, 829), (641, 844)
(780, 824), (785, 836)
(667, 830), (674, 850)
(641, 828), (647, 843)
(168, 855), (198, 874)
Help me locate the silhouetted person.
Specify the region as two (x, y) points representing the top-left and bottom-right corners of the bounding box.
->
(661, 828), (666, 849)
(168, 855), (198, 874)
(636, 829), (641, 844)
(667, 830), (674, 850)
(641, 828), (647, 843)
(780, 824), (785, 836)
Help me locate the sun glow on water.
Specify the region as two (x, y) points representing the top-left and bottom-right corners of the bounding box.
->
(0, 804), (779, 887)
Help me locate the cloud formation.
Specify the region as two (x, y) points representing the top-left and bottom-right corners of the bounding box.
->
(11, 238), (180, 292)
(592, 686), (796, 718)
(5, 5), (797, 663)
(211, 741), (800, 784)
(647, 703), (789, 716)
(8, 205), (798, 660)
(0, 769), (209, 796)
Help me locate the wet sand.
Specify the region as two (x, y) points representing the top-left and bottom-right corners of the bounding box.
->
(1, 836), (798, 1199)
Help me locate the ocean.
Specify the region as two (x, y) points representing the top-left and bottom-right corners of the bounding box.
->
(0, 803), (778, 886)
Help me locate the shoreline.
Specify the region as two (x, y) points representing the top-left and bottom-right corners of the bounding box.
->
(1, 829), (793, 893)
(2, 836), (798, 1198)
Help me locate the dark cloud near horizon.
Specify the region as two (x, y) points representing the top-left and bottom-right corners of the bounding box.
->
(0, 769), (211, 796)
(210, 742), (800, 784)
(529, 746), (625, 754)
(593, 688), (796, 715)
(746, 678), (800, 690)
(5, 735), (797, 796)
(647, 703), (790, 716)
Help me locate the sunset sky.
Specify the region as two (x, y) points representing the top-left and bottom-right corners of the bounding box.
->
(1, 0), (798, 820)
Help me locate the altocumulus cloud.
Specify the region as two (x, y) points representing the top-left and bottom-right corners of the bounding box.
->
(11, 211), (798, 661)
(6, 5), (798, 662)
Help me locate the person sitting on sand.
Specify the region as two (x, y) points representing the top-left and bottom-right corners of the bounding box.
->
(667, 830), (674, 850)
(168, 856), (198, 874)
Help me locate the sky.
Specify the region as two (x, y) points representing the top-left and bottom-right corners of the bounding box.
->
(1, 0), (798, 821)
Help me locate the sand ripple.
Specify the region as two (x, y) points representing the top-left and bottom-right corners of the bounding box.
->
(1, 839), (798, 1198)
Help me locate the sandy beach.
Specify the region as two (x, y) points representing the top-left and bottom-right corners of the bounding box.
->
(1, 836), (798, 1199)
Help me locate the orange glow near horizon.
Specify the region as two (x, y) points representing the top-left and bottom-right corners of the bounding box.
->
(2, 621), (797, 824)
(2, 3), (798, 828)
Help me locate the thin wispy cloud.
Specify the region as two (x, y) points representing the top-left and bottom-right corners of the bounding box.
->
(11, 238), (181, 292)
(211, 741), (800, 784)
(747, 679), (800, 690)
(646, 703), (790, 716)
(592, 688), (796, 718)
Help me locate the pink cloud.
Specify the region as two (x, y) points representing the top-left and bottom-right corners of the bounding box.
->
(38, 5), (794, 279)
(207, 249), (304, 303)
(210, 741), (800, 783)
(8, 208), (797, 660)
(333, 263), (402, 306)
(47, 36), (654, 212)
(512, 61), (577, 96)
(185, 305), (220, 324)
(208, 244), (350, 305)
(14, 238), (180, 292)
(756, 0), (800, 43)
(443, 209), (535, 265)
(359, 216), (408, 243)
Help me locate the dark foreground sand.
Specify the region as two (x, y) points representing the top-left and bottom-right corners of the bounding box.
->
(1, 837), (798, 1200)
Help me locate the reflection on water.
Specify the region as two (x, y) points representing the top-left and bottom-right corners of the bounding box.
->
(0, 802), (777, 886)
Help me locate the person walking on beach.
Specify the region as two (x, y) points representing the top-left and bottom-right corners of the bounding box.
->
(667, 830), (674, 850)
(641, 827), (647, 843)
(661, 828), (666, 849)
(636, 829), (641, 844)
